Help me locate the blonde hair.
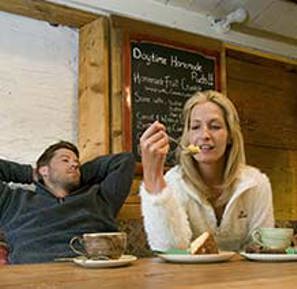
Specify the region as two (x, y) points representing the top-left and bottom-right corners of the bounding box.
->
(177, 90), (246, 205)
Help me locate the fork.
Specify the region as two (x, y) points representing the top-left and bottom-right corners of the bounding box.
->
(168, 136), (200, 154)
(168, 136), (188, 151)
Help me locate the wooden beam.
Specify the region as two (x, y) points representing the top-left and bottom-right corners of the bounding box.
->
(0, 0), (98, 28)
(111, 15), (222, 52)
(110, 26), (125, 153)
(78, 17), (110, 162)
(224, 43), (297, 66)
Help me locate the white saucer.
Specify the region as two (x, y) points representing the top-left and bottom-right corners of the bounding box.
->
(240, 252), (297, 262)
(73, 255), (137, 268)
(158, 251), (235, 263)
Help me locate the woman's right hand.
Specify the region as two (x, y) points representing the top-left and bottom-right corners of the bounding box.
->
(140, 121), (169, 194)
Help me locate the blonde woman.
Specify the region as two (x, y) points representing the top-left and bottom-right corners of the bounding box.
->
(139, 90), (274, 252)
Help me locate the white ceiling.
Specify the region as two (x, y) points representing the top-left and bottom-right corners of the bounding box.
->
(49, 0), (297, 59)
(153, 0), (297, 42)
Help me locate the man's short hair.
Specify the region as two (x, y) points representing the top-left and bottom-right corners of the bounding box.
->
(36, 141), (79, 180)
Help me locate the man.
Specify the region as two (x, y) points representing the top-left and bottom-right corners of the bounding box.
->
(0, 141), (135, 264)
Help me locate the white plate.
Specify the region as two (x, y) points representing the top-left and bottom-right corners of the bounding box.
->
(240, 252), (297, 262)
(157, 251), (235, 263)
(73, 255), (137, 268)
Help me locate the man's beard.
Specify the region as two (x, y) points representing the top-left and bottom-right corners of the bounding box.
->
(49, 173), (81, 193)
(63, 179), (80, 192)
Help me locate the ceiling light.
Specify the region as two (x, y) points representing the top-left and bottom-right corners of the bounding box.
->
(209, 8), (248, 33)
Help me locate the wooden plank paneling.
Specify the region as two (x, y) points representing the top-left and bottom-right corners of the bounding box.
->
(0, 0), (97, 28)
(78, 17), (110, 162)
(220, 46), (227, 95)
(226, 51), (297, 150)
(117, 179), (141, 219)
(246, 144), (297, 220)
(226, 49), (297, 220)
(117, 176), (142, 220)
(117, 203), (141, 220)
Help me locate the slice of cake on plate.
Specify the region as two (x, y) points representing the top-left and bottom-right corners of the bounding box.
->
(190, 232), (219, 254)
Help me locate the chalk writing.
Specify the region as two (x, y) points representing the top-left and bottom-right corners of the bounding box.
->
(130, 41), (218, 165)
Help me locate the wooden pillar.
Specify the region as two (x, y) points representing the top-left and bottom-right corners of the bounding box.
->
(78, 17), (110, 162)
(110, 26), (125, 153)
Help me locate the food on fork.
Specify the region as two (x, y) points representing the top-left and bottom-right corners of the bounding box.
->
(168, 136), (200, 155)
(190, 232), (219, 254)
(186, 144), (201, 154)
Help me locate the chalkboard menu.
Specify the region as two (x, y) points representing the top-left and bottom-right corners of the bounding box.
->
(129, 40), (219, 165)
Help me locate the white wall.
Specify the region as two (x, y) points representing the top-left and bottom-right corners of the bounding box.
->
(0, 11), (78, 165)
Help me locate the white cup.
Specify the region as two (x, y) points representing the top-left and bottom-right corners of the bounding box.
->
(252, 227), (293, 250)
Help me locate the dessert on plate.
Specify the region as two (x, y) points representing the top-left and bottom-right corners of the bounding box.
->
(163, 231), (219, 255)
(190, 231), (219, 254)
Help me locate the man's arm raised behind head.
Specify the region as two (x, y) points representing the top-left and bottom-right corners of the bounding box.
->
(0, 159), (33, 184)
(80, 152), (136, 216)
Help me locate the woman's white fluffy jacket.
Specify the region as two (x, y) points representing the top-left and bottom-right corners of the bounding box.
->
(140, 165), (274, 252)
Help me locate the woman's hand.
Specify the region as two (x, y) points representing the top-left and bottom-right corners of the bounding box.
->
(140, 121), (169, 194)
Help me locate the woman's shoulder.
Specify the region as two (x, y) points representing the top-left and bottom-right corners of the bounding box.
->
(234, 165), (273, 202)
(238, 164), (270, 186)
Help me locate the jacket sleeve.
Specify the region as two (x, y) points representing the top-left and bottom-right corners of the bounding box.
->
(245, 172), (275, 243)
(80, 152), (135, 216)
(0, 159), (33, 184)
(140, 182), (192, 252)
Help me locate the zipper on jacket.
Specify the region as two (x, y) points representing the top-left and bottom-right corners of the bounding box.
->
(57, 197), (65, 204)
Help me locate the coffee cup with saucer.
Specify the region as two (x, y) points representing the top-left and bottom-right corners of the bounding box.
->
(69, 232), (127, 260)
(251, 227), (294, 251)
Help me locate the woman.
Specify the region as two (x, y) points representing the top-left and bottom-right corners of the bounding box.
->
(139, 90), (274, 252)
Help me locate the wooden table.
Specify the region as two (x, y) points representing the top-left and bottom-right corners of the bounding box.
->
(1, 255), (297, 289)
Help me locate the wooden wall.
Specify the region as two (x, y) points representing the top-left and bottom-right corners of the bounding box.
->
(225, 49), (297, 221)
